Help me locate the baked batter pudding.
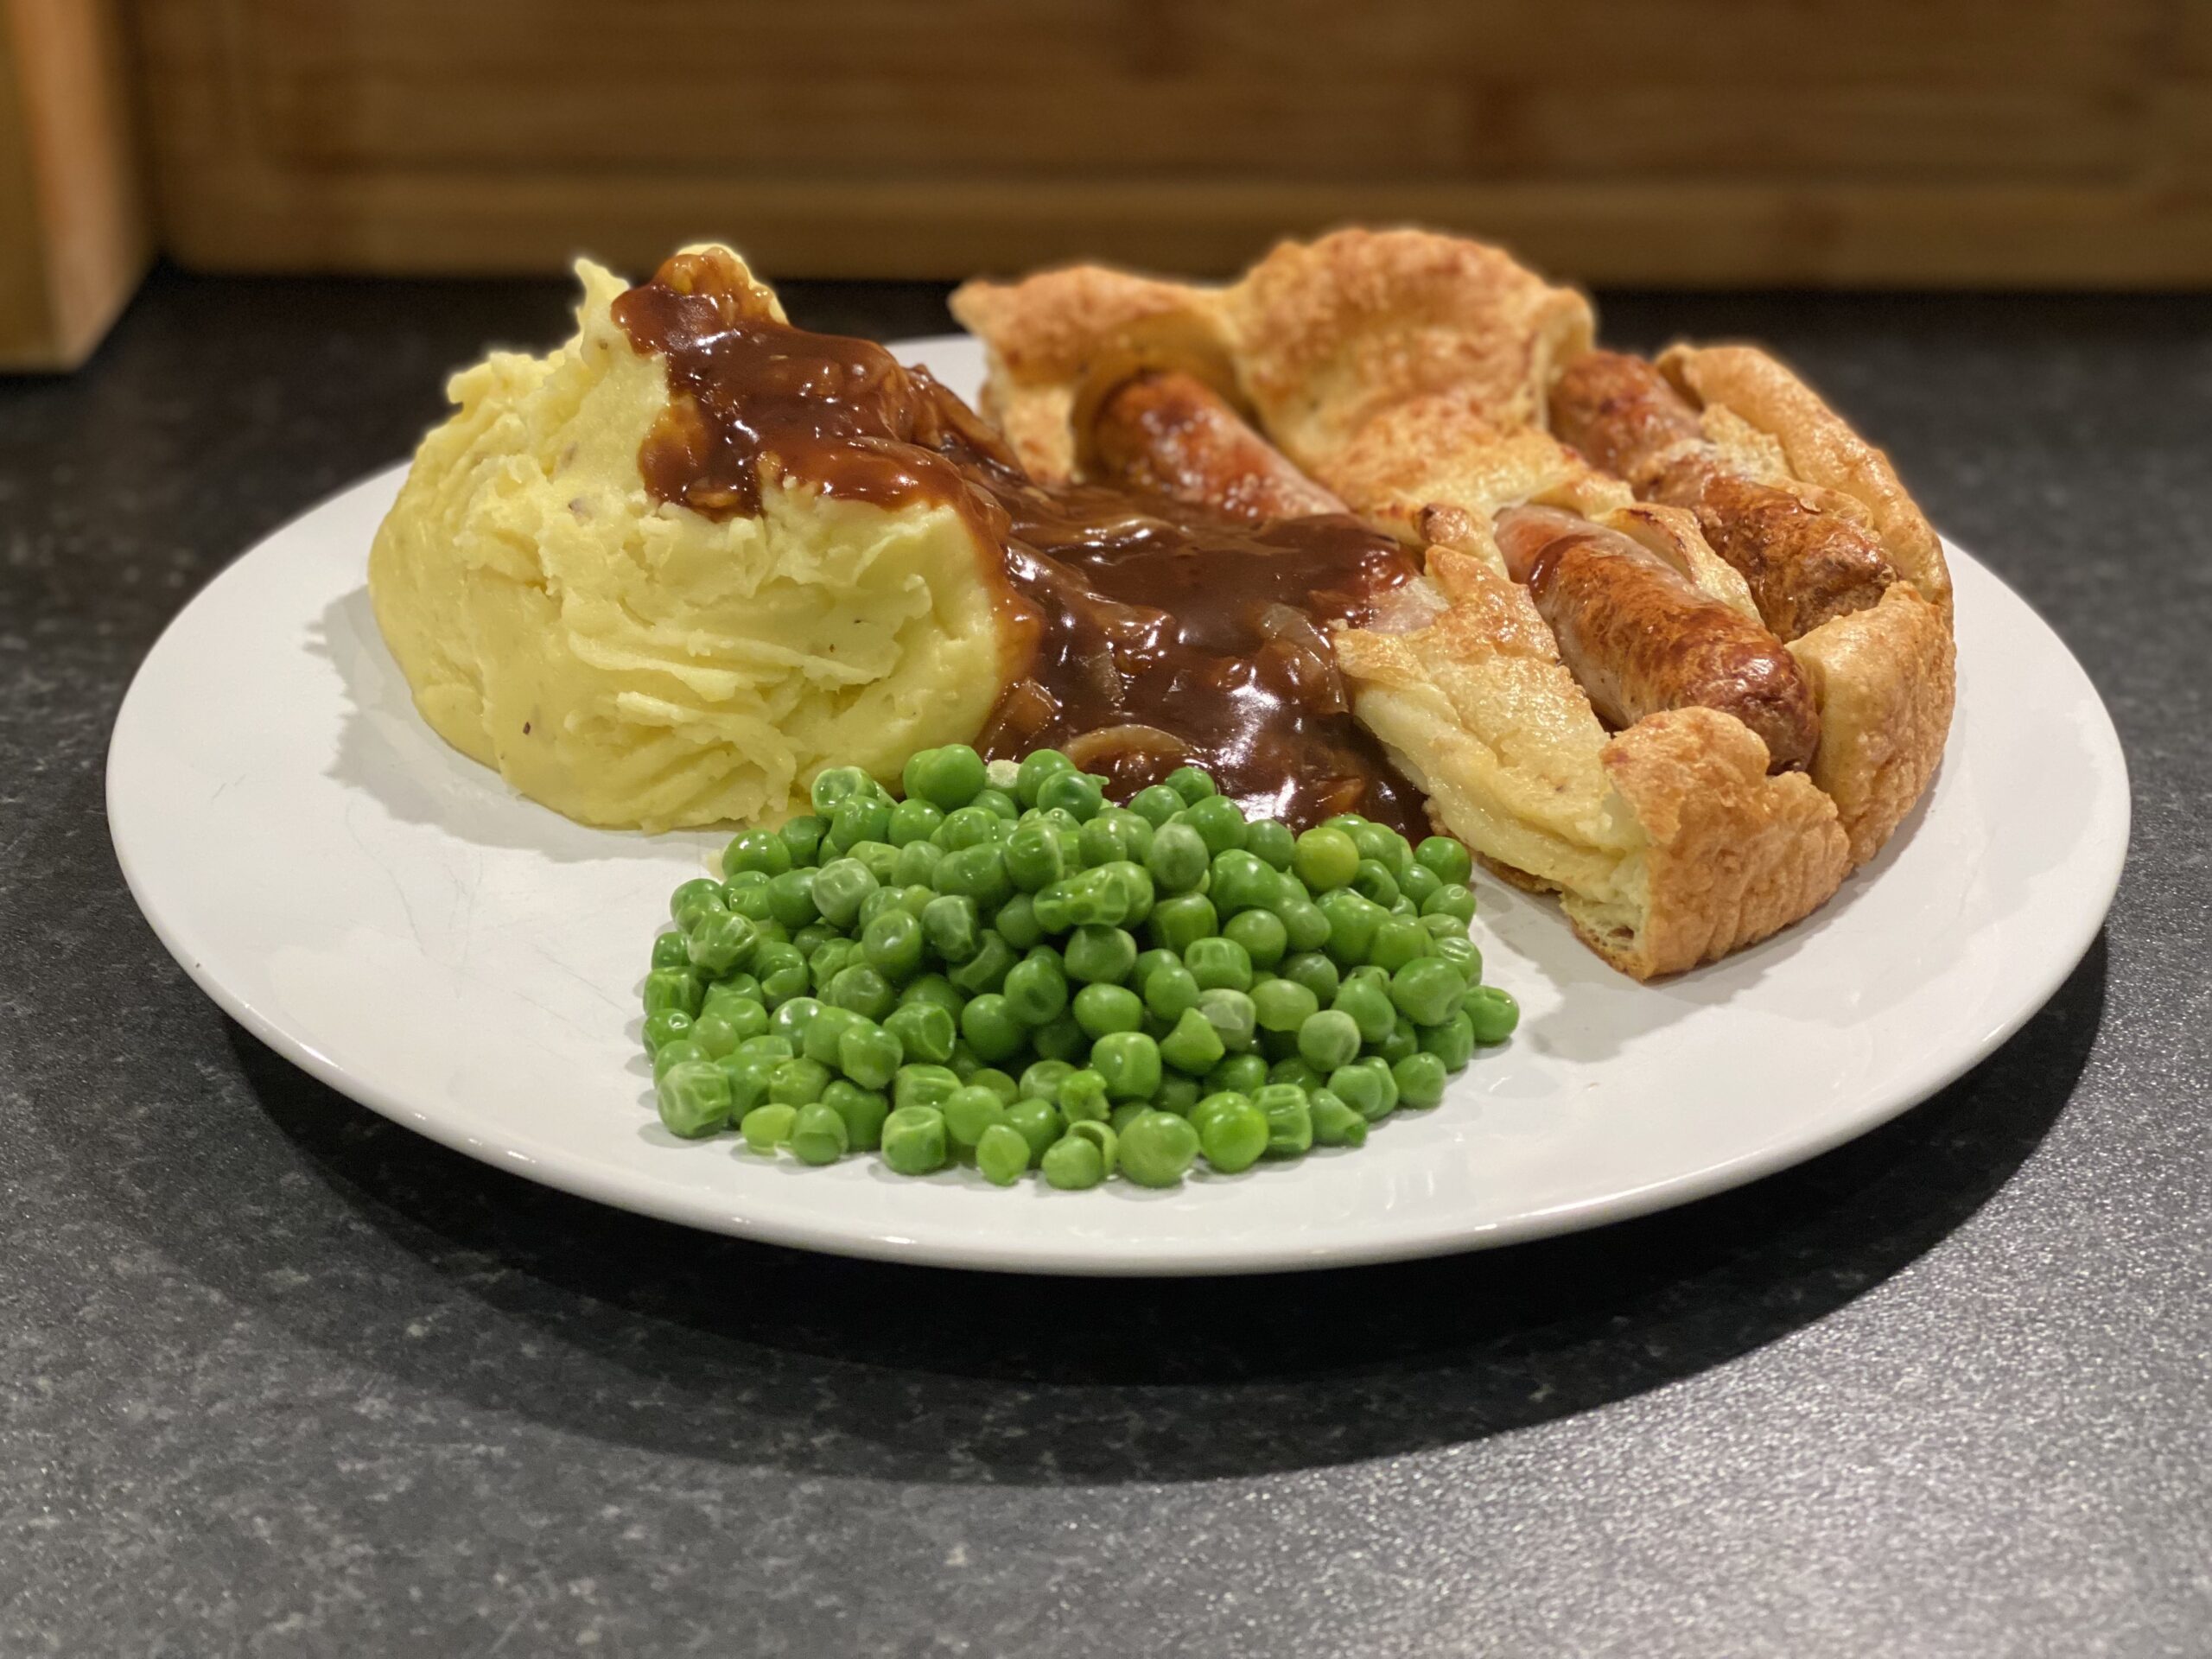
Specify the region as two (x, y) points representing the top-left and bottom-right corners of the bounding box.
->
(954, 230), (1955, 977)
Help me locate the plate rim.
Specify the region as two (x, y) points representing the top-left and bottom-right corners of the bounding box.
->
(106, 391), (2130, 1275)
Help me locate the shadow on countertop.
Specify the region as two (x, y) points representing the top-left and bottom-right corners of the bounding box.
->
(76, 934), (2101, 1488)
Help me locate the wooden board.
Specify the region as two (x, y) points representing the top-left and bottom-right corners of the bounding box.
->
(0, 0), (149, 369)
(129, 0), (2212, 286)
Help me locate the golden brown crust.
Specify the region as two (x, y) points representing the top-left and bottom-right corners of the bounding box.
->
(1656, 343), (1952, 620)
(947, 267), (1236, 484)
(1788, 582), (1957, 867)
(953, 232), (1953, 977)
(1224, 228), (1595, 475)
(1579, 709), (1851, 977)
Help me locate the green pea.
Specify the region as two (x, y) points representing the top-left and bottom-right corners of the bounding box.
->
(893, 838), (945, 887)
(1223, 909), (1288, 970)
(937, 843), (1013, 911)
(1278, 896), (1331, 956)
(833, 1017), (900, 1088)
(936, 804), (1003, 853)
(791, 923), (836, 963)
(1390, 1051), (1448, 1110)
(958, 995), (1027, 1063)
(1031, 1013), (1087, 1064)
(1197, 1098), (1268, 1173)
(900, 744), (984, 811)
(882, 1000), (956, 1066)
(654, 1059), (732, 1138)
(1004, 821), (1066, 893)
(1091, 1031), (1162, 1101)
(786, 816), (836, 869)
(1017, 1058), (1074, 1103)
(813, 1080), (886, 1151)
(1185, 936), (1254, 993)
(1011, 748), (1073, 809)
(899, 973), (962, 1014)
(643, 967), (704, 1019)
(808, 765), (876, 817)
(722, 878), (774, 923)
(880, 1105), (949, 1174)
(1073, 982), (1144, 1039)
(736, 1034), (793, 1063)
(1147, 893), (1218, 953)
(1196, 987), (1258, 1053)
(1376, 1018), (1420, 1065)
(1154, 1073), (1201, 1115)
(1096, 861), (1155, 925)
(987, 892), (1038, 951)
(1390, 957), (1465, 1027)
(963, 1121), (1027, 1186)
(721, 831), (792, 881)
(785, 1101), (848, 1165)
(1268, 1051), (1323, 1088)
(683, 912), (756, 979)
(1202, 850), (1268, 916)
(828, 792), (891, 854)
(650, 931), (692, 972)
(1117, 1111), (1199, 1187)
(856, 842), (903, 886)
(1243, 818), (1296, 871)
(1292, 1007), (1358, 1071)
(942, 1084), (1006, 1150)
(1032, 868), (1127, 931)
(1207, 1052), (1269, 1096)
(1348, 822), (1399, 870)
(652, 1039), (708, 1083)
(973, 786), (1020, 823)
(887, 797), (944, 848)
(766, 1057), (831, 1106)
(1277, 950), (1340, 1005)
(1255, 1084), (1313, 1158)
(1142, 961), (1202, 1022)
(1330, 977), (1395, 1044)
(1064, 924), (1137, 985)
(1057, 1067), (1111, 1124)
(799, 1004), (861, 1068)
(1292, 827), (1359, 893)
(739, 1102), (798, 1153)
(1367, 917), (1430, 974)
(754, 942), (810, 1004)
(1416, 835), (1474, 887)
(946, 930), (1017, 996)
(1179, 794), (1248, 856)
(797, 859), (864, 932)
(893, 1064), (962, 1112)
(641, 1007), (695, 1053)
(970, 1066), (1020, 1105)
(1004, 1098), (1063, 1161)
(823, 963), (893, 1021)
(719, 1047), (782, 1116)
(1041, 1133), (1105, 1190)
(1038, 769), (1104, 822)
(998, 950), (1066, 1027)
(1318, 890), (1385, 966)
(1321, 812), (1370, 836)
(1128, 783), (1185, 827)
(1109, 1099), (1149, 1135)
(1158, 1006), (1228, 1075)
(1251, 977), (1320, 1035)
(1350, 858), (1400, 908)
(1077, 810), (1137, 869)
(1395, 860), (1440, 907)
(849, 910), (918, 983)
(1418, 1012), (1476, 1072)
(1310, 1089), (1369, 1148)
(1164, 766), (1217, 805)
(1141, 821), (1209, 895)
(920, 894), (982, 963)
(769, 996), (821, 1046)
(765, 868), (821, 930)
(1322, 1061), (1389, 1122)
(1464, 985), (1520, 1046)
(807, 938), (861, 992)
(1432, 937), (1483, 982)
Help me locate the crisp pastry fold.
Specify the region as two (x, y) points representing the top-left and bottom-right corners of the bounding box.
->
(951, 230), (1954, 977)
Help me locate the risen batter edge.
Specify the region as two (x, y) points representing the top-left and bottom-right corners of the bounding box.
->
(952, 229), (1956, 978)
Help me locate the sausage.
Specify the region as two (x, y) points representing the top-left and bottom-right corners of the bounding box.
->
(1550, 352), (1897, 639)
(1092, 370), (1349, 522)
(1493, 505), (1821, 772)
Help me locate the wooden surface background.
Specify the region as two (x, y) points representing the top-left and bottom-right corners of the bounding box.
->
(0, 0), (147, 368)
(124, 0), (2212, 288)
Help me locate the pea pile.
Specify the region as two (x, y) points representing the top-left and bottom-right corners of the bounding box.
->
(639, 746), (1518, 1189)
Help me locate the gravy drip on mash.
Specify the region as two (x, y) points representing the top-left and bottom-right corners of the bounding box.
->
(614, 251), (1429, 834)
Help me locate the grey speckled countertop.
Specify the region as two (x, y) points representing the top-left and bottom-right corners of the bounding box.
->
(3, 270), (2207, 1657)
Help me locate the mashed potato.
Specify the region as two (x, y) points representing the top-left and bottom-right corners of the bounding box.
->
(368, 252), (1012, 832)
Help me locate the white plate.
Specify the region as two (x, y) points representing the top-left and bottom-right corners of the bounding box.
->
(107, 334), (2128, 1275)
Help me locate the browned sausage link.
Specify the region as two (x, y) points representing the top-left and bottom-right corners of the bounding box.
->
(1549, 352), (1897, 639)
(1494, 505), (1821, 772)
(1092, 370), (1350, 522)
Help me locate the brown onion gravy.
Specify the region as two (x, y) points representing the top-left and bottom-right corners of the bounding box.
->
(613, 251), (1429, 835)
